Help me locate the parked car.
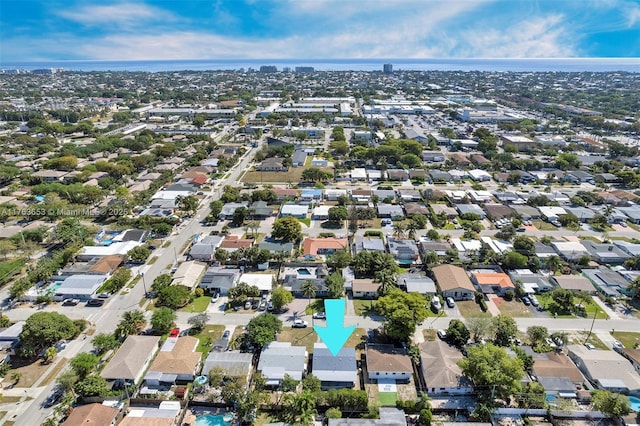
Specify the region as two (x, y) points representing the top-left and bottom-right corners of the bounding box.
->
(251, 300), (259, 310)
(292, 319), (308, 328)
(62, 298), (79, 306)
(312, 312), (326, 320)
(210, 292), (219, 303)
(437, 329), (447, 340)
(584, 343), (596, 350)
(43, 387), (64, 408)
(222, 330), (230, 339)
(267, 302), (273, 311)
(613, 340), (624, 350)
(446, 297), (455, 308)
(529, 295), (540, 307)
(431, 296), (442, 312)
(169, 328), (180, 338)
(258, 301), (267, 311)
(522, 296), (531, 306)
(86, 299), (104, 307)
(97, 293), (110, 299)
(244, 301), (252, 310)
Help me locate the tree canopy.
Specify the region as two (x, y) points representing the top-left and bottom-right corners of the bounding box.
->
(20, 312), (79, 356)
(246, 313), (282, 350)
(271, 217), (303, 242)
(375, 289), (430, 342)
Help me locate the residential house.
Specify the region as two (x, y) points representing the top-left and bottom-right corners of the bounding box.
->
(397, 190), (422, 203)
(470, 271), (515, 296)
(534, 242), (558, 259)
(325, 189), (348, 201)
(551, 275), (596, 293)
(352, 236), (386, 256)
(538, 206), (568, 221)
(352, 279), (379, 299)
(62, 403), (119, 426)
(499, 135), (539, 151)
(422, 152), (445, 163)
(430, 204), (458, 219)
(300, 189), (323, 201)
(249, 201), (273, 218)
(32, 170), (67, 182)
(272, 188), (300, 201)
(568, 345), (640, 394)
(403, 203), (430, 218)
(189, 235), (223, 262)
(619, 206), (640, 224)
(219, 202), (249, 220)
(202, 350), (253, 381)
(0, 321), (24, 351)
(419, 341), (472, 395)
(303, 237), (348, 257)
(328, 408), (407, 426)
(119, 401), (180, 426)
(256, 158), (288, 172)
(144, 336), (200, 388)
(551, 241), (589, 262)
(283, 265), (329, 297)
(258, 342), (307, 386)
(377, 204), (405, 219)
(239, 273), (275, 294)
(366, 345), (412, 383)
(387, 238), (420, 265)
(581, 240), (631, 264)
(350, 189), (372, 203)
(387, 169), (409, 181)
(198, 267), (241, 296)
(564, 206), (596, 222)
(508, 269), (553, 294)
(292, 148), (308, 167)
(420, 241), (452, 257)
(279, 203), (309, 218)
(397, 274), (436, 295)
(101, 335), (160, 385)
(511, 204), (541, 220)
(53, 274), (107, 301)
(619, 349), (640, 375)
(312, 343), (357, 390)
(258, 239), (294, 255)
(59, 255), (123, 277)
(431, 265), (475, 301)
(456, 204), (486, 219)
(483, 204), (514, 220)
(468, 169), (492, 182)
(312, 205), (331, 220)
(429, 170), (453, 183)
(532, 352), (586, 397)
(78, 241), (144, 260)
(171, 261), (206, 289)
(582, 268), (632, 298)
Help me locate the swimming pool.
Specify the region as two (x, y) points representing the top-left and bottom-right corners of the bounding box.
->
(630, 395), (640, 412)
(195, 414), (232, 426)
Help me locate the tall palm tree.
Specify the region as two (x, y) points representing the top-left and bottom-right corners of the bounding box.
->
(393, 222), (406, 239)
(545, 255), (563, 274)
(283, 391), (317, 426)
(301, 280), (318, 310)
(407, 221), (418, 240)
(375, 269), (397, 297)
(629, 277), (640, 301)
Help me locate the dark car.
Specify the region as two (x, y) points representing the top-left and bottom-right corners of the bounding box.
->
(86, 299), (104, 307)
(43, 388), (64, 408)
(522, 296), (531, 306)
(222, 330), (230, 339)
(251, 300), (259, 310)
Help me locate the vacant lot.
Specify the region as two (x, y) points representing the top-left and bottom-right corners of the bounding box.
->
(494, 298), (532, 317)
(277, 327), (318, 353)
(7, 356), (54, 387)
(611, 331), (640, 349)
(193, 325), (225, 354)
(457, 300), (491, 318)
(243, 165), (333, 184)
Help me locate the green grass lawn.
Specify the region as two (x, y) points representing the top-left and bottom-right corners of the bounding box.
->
(442, 223), (456, 230)
(0, 258), (24, 286)
(353, 299), (377, 316)
(304, 299), (324, 315)
(423, 329), (437, 341)
(277, 327), (318, 353)
(570, 331), (609, 350)
(533, 220), (558, 231)
(379, 392), (398, 406)
(457, 300), (491, 318)
(611, 331), (640, 349)
(298, 217), (311, 227)
(193, 324), (225, 354)
(535, 293), (609, 319)
(180, 296), (212, 313)
(344, 328), (367, 350)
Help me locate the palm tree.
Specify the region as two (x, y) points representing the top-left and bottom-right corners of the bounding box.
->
(545, 255), (563, 274)
(393, 221), (406, 239)
(301, 280), (318, 310)
(375, 269), (397, 296)
(283, 391), (317, 426)
(630, 277), (640, 301)
(407, 221), (418, 240)
(116, 309), (146, 338)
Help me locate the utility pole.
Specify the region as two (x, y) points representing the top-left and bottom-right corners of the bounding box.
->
(584, 309), (601, 344)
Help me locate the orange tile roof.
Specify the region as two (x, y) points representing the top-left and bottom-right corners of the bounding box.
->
(473, 272), (514, 288)
(62, 403), (118, 426)
(219, 237), (253, 249)
(302, 237), (348, 255)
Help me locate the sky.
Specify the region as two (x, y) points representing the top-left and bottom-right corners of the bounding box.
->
(1, 0), (640, 62)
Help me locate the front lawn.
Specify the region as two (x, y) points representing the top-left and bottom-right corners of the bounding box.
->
(423, 329), (437, 341)
(277, 327), (318, 353)
(297, 217), (311, 227)
(611, 331), (640, 349)
(193, 325), (225, 354)
(344, 328), (367, 350)
(6, 356), (54, 387)
(533, 220), (558, 231)
(304, 299), (324, 315)
(457, 300), (491, 318)
(494, 298), (532, 317)
(0, 258), (24, 286)
(353, 299), (377, 316)
(379, 392), (398, 406)
(570, 331), (608, 350)
(180, 296), (212, 313)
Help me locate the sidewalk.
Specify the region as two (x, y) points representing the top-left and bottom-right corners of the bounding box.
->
(485, 295), (502, 317)
(591, 295), (620, 320)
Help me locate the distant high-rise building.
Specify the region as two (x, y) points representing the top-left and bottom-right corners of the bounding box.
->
(260, 65), (277, 73)
(295, 66), (315, 73)
(282, 67), (292, 73)
(383, 63), (393, 74)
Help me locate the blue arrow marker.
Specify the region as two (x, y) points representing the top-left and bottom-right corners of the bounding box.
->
(314, 299), (355, 356)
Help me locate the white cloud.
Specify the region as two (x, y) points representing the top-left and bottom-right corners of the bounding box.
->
(454, 15), (578, 57)
(57, 3), (176, 26)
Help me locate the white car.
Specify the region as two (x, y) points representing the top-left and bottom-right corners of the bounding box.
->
(292, 319), (309, 328)
(431, 296), (442, 311)
(312, 312), (326, 320)
(437, 329), (447, 340)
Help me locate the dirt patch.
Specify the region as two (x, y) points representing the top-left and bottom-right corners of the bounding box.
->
(7, 356), (53, 388)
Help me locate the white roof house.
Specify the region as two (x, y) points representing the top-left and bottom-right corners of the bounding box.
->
(468, 169), (492, 181)
(258, 342), (307, 385)
(239, 273), (274, 292)
(538, 206), (567, 220)
(78, 241), (143, 260)
(54, 275), (106, 301)
(280, 204), (309, 217)
(151, 190), (193, 200)
(350, 168), (367, 180)
(313, 205), (331, 219)
(324, 189), (347, 200)
(551, 241), (589, 261)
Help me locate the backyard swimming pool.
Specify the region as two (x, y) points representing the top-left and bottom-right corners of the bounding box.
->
(630, 395), (640, 412)
(195, 413), (233, 426)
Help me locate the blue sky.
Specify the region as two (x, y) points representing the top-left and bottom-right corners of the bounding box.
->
(1, 0), (639, 62)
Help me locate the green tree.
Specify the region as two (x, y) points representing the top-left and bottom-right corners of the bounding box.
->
(156, 285), (192, 309)
(301, 280), (317, 309)
(115, 309), (146, 339)
(271, 287), (294, 312)
(446, 319), (470, 348)
(327, 250), (351, 269)
(301, 374), (321, 392)
(501, 251), (528, 270)
(458, 343), (524, 402)
(19, 312), (79, 357)
(188, 313), (210, 333)
(492, 315), (518, 346)
(151, 307), (177, 334)
(91, 333), (119, 355)
(209, 200), (224, 218)
(325, 272), (345, 299)
(151, 273), (172, 292)
(43, 346), (58, 364)
(526, 326), (548, 349)
(54, 218), (89, 245)
(75, 375), (109, 398)
(127, 245), (151, 263)
(70, 352), (100, 379)
(282, 373), (299, 392)
(246, 313), (282, 350)
(374, 269), (397, 297)
(272, 217), (303, 242)
(0, 240), (15, 260)
(328, 206), (348, 226)
(283, 390), (317, 426)
(56, 370), (78, 395)
(549, 287), (574, 314)
(376, 289), (430, 342)
(516, 381), (546, 409)
(592, 390), (631, 417)
(232, 206), (248, 227)
(326, 407), (342, 419)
